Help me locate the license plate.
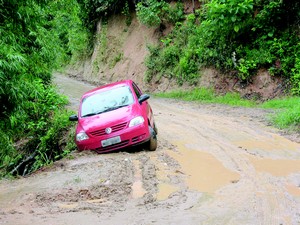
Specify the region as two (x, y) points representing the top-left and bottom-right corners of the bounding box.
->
(101, 136), (121, 147)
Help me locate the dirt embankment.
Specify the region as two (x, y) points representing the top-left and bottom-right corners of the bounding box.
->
(66, 12), (286, 100)
(1, 75), (300, 225)
(66, 14), (159, 90)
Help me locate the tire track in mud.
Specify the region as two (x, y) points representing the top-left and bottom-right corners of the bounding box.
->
(32, 154), (136, 214)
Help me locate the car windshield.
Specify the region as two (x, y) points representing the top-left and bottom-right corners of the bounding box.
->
(81, 85), (134, 117)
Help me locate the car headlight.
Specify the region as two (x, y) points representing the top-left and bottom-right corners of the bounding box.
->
(129, 116), (144, 127)
(76, 132), (89, 141)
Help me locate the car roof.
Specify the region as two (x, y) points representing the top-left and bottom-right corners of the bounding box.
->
(82, 80), (134, 99)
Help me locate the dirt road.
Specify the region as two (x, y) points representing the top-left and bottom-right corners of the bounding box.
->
(1, 75), (300, 225)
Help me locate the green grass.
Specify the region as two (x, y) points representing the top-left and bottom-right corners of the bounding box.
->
(155, 88), (300, 130)
(155, 88), (256, 107)
(261, 97), (300, 129)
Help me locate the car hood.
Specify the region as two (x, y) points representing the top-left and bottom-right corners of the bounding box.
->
(78, 104), (139, 132)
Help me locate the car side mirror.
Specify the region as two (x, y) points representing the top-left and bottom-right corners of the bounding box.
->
(138, 94), (150, 104)
(69, 114), (78, 121)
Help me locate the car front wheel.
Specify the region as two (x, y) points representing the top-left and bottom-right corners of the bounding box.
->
(147, 126), (157, 151)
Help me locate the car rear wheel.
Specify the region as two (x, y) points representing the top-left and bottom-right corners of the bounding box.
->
(147, 125), (157, 151)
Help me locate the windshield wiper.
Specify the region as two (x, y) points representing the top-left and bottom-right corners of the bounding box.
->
(111, 104), (129, 110)
(82, 110), (103, 118)
(100, 104), (130, 114)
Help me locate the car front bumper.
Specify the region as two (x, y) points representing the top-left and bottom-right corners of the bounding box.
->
(76, 123), (150, 153)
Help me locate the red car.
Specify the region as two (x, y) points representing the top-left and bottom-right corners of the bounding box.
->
(69, 80), (157, 153)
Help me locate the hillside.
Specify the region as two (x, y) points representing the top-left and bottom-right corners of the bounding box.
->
(66, 13), (193, 93)
(66, 14), (160, 91)
(66, 12), (290, 100)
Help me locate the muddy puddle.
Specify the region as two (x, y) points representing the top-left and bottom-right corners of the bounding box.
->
(286, 184), (300, 197)
(234, 133), (300, 157)
(131, 160), (146, 199)
(167, 143), (240, 193)
(248, 156), (300, 176)
(151, 153), (180, 201)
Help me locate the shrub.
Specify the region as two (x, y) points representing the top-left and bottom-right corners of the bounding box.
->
(0, 78), (76, 176)
(136, 0), (184, 27)
(291, 58), (300, 95)
(142, 0), (300, 91)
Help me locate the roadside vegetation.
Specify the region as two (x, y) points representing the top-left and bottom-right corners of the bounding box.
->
(156, 88), (256, 107)
(0, 0), (135, 178)
(0, 0), (88, 177)
(137, 0), (300, 92)
(261, 97), (300, 129)
(156, 89), (300, 130)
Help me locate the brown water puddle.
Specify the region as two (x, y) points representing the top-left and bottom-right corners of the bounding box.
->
(131, 160), (146, 199)
(156, 183), (179, 200)
(248, 156), (300, 177)
(167, 143), (240, 193)
(286, 184), (300, 197)
(151, 155), (179, 201)
(234, 134), (299, 152)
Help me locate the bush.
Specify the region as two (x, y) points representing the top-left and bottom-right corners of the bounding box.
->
(77, 0), (128, 31)
(136, 0), (184, 27)
(144, 14), (200, 84)
(141, 0), (300, 91)
(30, 109), (76, 173)
(0, 79), (76, 176)
(291, 58), (300, 95)
(0, 0), (86, 177)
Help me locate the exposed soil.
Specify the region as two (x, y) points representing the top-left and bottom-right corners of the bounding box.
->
(1, 74), (300, 225)
(65, 13), (288, 101)
(65, 14), (159, 91)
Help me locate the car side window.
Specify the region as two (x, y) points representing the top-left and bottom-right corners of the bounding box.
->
(132, 82), (142, 99)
